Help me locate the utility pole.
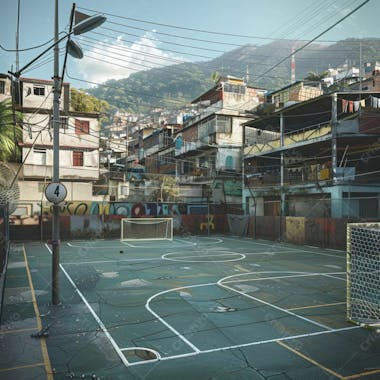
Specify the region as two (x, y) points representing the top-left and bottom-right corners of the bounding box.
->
(331, 93), (338, 185)
(51, 0), (61, 305)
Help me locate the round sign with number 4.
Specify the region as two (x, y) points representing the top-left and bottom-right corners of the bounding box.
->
(45, 182), (67, 204)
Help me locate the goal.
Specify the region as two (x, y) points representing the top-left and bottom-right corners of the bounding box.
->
(347, 222), (380, 327)
(121, 218), (173, 241)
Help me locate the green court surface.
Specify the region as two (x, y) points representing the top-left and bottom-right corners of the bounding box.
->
(1, 236), (379, 379)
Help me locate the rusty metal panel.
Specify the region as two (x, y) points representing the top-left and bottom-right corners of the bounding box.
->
(285, 217), (305, 244)
(305, 218), (327, 248)
(255, 216), (281, 240)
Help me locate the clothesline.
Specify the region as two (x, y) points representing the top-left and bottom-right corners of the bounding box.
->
(341, 95), (380, 113)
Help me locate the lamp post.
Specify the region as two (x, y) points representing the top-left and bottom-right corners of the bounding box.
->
(52, 1), (105, 305)
(10, 2), (106, 305)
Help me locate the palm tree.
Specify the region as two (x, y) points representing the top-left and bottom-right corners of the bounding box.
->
(0, 99), (22, 162)
(304, 71), (328, 82)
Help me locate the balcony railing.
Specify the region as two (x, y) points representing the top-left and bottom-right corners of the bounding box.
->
(246, 166), (331, 188)
(244, 123), (332, 156)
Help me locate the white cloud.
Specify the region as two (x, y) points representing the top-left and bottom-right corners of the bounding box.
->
(73, 32), (184, 85)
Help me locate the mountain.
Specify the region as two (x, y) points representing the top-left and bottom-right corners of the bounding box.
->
(86, 38), (380, 113)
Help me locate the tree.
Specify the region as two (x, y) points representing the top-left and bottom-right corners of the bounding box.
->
(304, 71), (329, 82)
(70, 88), (113, 127)
(149, 175), (181, 202)
(0, 99), (22, 162)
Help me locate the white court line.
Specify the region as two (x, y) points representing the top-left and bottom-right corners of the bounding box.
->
(222, 237), (345, 259)
(218, 271), (334, 331)
(221, 272), (345, 285)
(145, 283), (217, 354)
(47, 239), (349, 369)
(219, 282), (332, 331)
(44, 244), (130, 368)
(162, 252), (245, 263)
(145, 271), (344, 361)
(62, 257), (161, 265)
(67, 242), (132, 249)
(127, 325), (361, 367)
(67, 240), (195, 249)
(321, 273), (346, 282)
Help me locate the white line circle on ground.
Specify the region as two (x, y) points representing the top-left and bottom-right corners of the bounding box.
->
(162, 251), (246, 263)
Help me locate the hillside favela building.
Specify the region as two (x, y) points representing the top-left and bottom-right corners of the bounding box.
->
(0, 75), (102, 205)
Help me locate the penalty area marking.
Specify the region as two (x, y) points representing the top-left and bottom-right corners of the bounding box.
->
(138, 280), (361, 366)
(145, 270), (345, 362)
(218, 271), (338, 331)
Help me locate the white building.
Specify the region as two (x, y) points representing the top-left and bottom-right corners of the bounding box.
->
(5, 76), (102, 201)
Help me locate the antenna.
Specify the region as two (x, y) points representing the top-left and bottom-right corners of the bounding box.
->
(15, 0), (20, 72)
(291, 45), (296, 83)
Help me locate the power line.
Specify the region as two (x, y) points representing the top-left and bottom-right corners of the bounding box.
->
(253, 0), (371, 81)
(77, 5), (363, 44)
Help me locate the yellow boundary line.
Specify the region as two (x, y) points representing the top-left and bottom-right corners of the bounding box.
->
(0, 362), (45, 373)
(287, 301), (346, 311)
(22, 246), (54, 380)
(276, 340), (344, 379)
(344, 368), (380, 379)
(277, 340), (380, 379)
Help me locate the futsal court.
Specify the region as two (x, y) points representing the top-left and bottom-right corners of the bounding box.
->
(1, 235), (379, 380)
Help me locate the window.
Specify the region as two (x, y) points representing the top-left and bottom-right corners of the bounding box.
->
(225, 155), (234, 170)
(73, 151), (84, 166)
(50, 115), (68, 130)
(216, 115), (232, 133)
(33, 86), (45, 96)
(0, 81), (5, 94)
(75, 119), (89, 134)
(33, 148), (47, 165)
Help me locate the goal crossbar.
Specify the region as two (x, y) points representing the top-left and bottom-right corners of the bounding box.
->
(121, 218), (173, 241)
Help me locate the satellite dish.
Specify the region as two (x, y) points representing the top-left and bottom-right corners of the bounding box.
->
(0, 162), (20, 214)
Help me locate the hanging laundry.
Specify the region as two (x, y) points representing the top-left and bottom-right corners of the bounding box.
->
(371, 96), (379, 108)
(360, 99), (365, 108)
(342, 99), (348, 112)
(348, 101), (354, 113)
(354, 101), (360, 112)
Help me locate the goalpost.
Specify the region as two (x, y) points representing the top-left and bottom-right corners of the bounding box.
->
(121, 218), (173, 241)
(347, 222), (380, 328)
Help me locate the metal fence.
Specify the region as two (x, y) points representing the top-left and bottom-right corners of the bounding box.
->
(0, 204), (9, 321)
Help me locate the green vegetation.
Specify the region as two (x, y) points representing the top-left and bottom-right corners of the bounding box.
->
(86, 38), (380, 112)
(70, 88), (113, 127)
(0, 99), (22, 162)
(149, 175), (181, 202)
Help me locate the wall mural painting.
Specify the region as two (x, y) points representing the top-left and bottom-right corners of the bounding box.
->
(40, 201), (186, 217)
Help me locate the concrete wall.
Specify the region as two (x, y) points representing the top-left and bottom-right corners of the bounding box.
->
(18, 181), (103, 203)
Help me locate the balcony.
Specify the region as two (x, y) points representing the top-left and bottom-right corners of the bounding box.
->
(246, 165), (332, 188)
(175, 140), (203, 156)
(244, 123), (332, 157)
(178, 169), (214, 184)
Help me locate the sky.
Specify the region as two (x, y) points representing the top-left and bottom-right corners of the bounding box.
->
(0, 0), (378, 89)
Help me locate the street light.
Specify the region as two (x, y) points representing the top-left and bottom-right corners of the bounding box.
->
(9, 1), (106, 305)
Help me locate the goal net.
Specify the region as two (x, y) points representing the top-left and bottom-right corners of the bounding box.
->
(227, 214), (249, 237)
(347, 222), (380, 327)
(121, 218), (173, 241)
